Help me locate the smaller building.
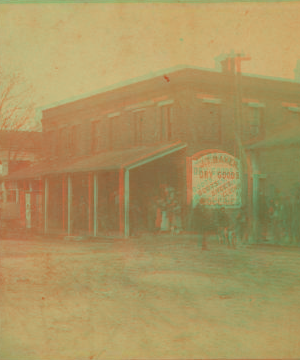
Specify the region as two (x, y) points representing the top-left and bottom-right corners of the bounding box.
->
(0, 130), (43, 228)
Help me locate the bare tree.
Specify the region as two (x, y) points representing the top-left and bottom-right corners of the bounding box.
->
(0, 66), (42, 176)
(0, 66), (37, 131)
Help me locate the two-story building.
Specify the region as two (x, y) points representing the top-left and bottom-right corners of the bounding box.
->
(5, 58), (300, 240)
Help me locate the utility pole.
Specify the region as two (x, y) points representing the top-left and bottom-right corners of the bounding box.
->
(233, 53), (251, 157)
(232, 53), (253, 241)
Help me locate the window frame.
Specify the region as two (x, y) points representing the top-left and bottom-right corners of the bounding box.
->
(133, 110), (145, 146)
(160, 105), (172, 141)
(91, 120), (101, 154)
(198, 102), (222, 143)
(244, 104), (264, 139)
(68, 124), (78, 157)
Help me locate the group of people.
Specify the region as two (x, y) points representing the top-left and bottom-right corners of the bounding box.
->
(191, 203), (249, 250)
(129, 185), (183, 235)
(262, 187), (300, 244)
(111, 183), (300, 243)
(148, 185), (183, 234)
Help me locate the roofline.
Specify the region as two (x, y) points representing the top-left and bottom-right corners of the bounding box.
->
(37, 64), (300, 117)
(4, 141), (187, 180)
(38, 65), (219, 112)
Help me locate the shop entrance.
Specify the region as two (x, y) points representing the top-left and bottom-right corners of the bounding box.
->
(129, 150), (185, 235)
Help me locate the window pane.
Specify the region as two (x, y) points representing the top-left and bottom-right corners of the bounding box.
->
(244, 106), (261, 138)
(198, 104), (221, 141)
(161, 106), (172, 141)
(133, 111), (144, 144)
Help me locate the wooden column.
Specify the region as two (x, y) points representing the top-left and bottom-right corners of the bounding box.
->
(62, 176), (66, 232)
(252, 174), (259, 242)
(44, 178), (49, 234)
(67, 175), (72, 236)
(93, 173), (98, 237)
(39, 179), (42, 230)
(186, 156), (192, 206)
(119, 169), (124, 235)
(88, 173), (93, 234)
(250, 150), (259, 243)
(124, 169), (130, 238)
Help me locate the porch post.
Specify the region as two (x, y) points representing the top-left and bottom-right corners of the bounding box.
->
(119, 169), (124, 236)
(250, 150), (259, 243)
(39, 179), (42, 231)
(186, 156), (192, 206)
(68, 174), (72, 236)
(252, 174), (259, 242)
(93, 173), (98, 237)
(62, 175), (66, 232)
(88, 173), (92, 234)
(28, 181), (33, 230)
(44, 177), (49, 234)
(124, 169), (130, 238)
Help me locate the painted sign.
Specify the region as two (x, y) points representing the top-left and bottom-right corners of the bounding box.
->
(192, 151), (242, 208)
(25, 193), (31, 228)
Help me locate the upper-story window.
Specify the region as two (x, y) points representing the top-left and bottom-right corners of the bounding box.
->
(61, 127), (69, 158)
(55, 127), (68, 158)
(108, 113), (120, 150)
(47, 130), (55, 157)
(203, 103), (221, 141)
(133, 110), (144, 146)
(92, 120), (102, 153)
(92, 118), (111, 152)
(196, 102), (221, 142)
(56, 128), (63, 157)
(68, 125), (78, 157)
(196, 95), (222, 143)
(247, 106), (262, 137)
(160, 105), (172, 141)
(243, 101), (264, 139)
(283, 104), (300, 123)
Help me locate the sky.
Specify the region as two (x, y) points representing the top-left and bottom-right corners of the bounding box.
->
(1, 2), (300, 114)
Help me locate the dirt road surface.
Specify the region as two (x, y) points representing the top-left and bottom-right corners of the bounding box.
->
(0, 235), (300, 359)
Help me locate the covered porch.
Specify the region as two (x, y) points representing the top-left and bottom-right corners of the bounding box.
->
(6, 142), (187, 238)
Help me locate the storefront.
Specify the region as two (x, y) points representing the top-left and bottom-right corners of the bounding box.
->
(4, 141), (187, 238)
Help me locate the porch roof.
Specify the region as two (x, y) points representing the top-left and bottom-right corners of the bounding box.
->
(4, 141), (187, 180)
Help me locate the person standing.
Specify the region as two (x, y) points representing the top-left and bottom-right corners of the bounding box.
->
(192, 201), (215, 251)
(216, 207), (230, 247)
(147, 195), (158, 233)
(236, 206), (248, 244)
(155, 197), (163, 233)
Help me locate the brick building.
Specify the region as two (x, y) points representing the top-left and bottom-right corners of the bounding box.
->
(5, 59), (300, 239)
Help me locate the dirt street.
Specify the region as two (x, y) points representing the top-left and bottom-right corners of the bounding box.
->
(0, 235), (300, 359)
